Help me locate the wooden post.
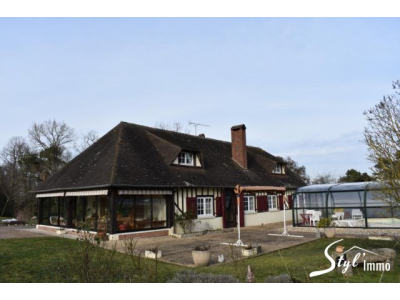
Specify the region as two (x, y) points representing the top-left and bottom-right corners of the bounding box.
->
(37, 198), (43, 225)
(233, 185), (244, 246)
(109, 189), (117, 234)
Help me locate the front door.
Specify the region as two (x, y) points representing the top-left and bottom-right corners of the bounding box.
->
(224, 189), (237, 228)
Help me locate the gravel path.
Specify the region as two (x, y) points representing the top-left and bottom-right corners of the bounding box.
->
(0, 226), (49, 239)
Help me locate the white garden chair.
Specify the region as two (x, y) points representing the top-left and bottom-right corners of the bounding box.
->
(310, 211), (322, 226)
(351, 209), (363, 220)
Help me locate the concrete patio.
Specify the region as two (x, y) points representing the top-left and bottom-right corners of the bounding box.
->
(109, 222), (317, 267)
(0, 222), (318, 267)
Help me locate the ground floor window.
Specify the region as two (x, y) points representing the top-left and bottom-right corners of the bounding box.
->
(244, 195), (255, 212)
(41, 197), (60, 226)
(83, 196), (110, 231)
(268, 195), (278, 211)
(39, 194), (169, 233)
(40, 196), (110, 231)
(197, 196), (213, 217)
(116, 195), (167, 232)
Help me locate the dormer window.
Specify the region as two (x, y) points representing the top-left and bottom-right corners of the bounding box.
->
(172, 151), (202, 167)
(178, 152), (194, 166)
(273, 163), (285, 174)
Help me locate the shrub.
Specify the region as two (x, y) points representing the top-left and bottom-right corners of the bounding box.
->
(174, 211), (196, 234)
(55, 228), (121, 283)
(193, 245), (210, 251)
(317, 218), (332, 228)
(168, 270), (239, 283)
(264, 274), (293, 283)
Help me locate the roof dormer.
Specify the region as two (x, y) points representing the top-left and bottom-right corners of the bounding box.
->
(172, 151), (202, 167)
(272, 163), (286, 174)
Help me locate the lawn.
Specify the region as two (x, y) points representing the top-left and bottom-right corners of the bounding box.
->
(199, 237), (400, 283)
(0, 237), (185, 283)
(0, 236), (399, 283)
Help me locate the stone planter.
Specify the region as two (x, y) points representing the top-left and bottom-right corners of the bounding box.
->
(145, 250), (162, 259)
(324, 227), (336, 238)
(192, 250), (211, 267)
(241, 247), (258, 257)
(56, 229), (66, 235)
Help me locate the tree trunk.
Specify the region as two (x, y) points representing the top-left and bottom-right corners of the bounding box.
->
(1, 194), (10, 217)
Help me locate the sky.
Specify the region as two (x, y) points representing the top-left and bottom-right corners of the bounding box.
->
(1, 18), (400, 178)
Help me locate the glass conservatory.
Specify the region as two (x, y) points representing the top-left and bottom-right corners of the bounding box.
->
(292, 182), (400, 228)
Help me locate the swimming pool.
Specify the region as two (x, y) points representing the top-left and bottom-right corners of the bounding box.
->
(367, 218), (400, 228)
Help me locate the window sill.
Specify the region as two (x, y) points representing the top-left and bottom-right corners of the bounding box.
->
(244, 211), (257, 215)
(197, 215), (215, 220)
(268, 209), (279, 212)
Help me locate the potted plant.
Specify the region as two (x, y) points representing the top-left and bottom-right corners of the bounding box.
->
(317, 217), (336, 238)
(241, 243), (260, 257)
(192, 245), (211, 267)
(145, 247), (162, 259)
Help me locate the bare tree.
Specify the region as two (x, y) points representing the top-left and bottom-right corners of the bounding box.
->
(0, 120), (77, 219)
(0, 137), (30, 216)
(364, 80), (400, 206)
(28, 120), (75, 176)
(154, 121), (170, 131)
(74, 130), (99, 153)
(311, 172), (337, 185)
(282, 156), (310, 185)
(155, 121), (191, 134)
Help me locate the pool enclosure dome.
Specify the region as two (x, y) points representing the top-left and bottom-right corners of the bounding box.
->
(293, 181), (400, 228)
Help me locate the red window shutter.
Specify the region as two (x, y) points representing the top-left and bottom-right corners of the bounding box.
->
(215, 197), (223, 216)
(239, 194), (245, 227)
(278, 195), (284, 210)
(288, 195), (293, 209)
(256, 196), (268, 212)
(186, 197), (197, 217)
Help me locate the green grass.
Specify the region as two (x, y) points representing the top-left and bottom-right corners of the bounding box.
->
(200, 238), (400, 283)
(0, 236), (399, 283)
(0, 237), (185, 283)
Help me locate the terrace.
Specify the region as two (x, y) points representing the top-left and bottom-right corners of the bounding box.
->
(293, 182), (400, 229)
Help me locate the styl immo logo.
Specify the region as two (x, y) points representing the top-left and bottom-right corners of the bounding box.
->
(310, 239), (390, 277)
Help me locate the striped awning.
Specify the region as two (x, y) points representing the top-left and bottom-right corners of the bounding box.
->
(65, 190), (109, 196)
(118, 189), (173, 195)
(236, 186), (286, 193)
(36, 192), (65, 198)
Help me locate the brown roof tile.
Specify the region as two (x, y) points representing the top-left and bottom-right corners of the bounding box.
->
(34, 122), (305, 192)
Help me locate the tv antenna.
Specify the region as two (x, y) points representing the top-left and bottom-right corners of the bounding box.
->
(188, 121), (210, 135)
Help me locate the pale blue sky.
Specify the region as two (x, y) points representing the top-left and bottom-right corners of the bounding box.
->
(1, 18), (399, 178)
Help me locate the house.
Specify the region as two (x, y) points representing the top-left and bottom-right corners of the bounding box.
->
(34, 122), (305, 239)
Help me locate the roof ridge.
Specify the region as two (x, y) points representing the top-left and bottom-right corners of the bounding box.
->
(121, 121), (232, 144)
(109, 122), (125, 185)
(121, 121), (276, 154)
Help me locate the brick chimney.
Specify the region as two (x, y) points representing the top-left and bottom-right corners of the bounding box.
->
(231, 124), (247, 169)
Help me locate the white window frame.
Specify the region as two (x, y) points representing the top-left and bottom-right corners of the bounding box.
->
(179, 152), (194, 166)
(268, 195), (278, 211)
(273, 164), (282, 174)
(244, 195), (255, 213)
(197, 196), (213, 217)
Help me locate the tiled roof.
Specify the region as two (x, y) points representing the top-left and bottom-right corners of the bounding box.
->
(34, 122), (305, 192)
